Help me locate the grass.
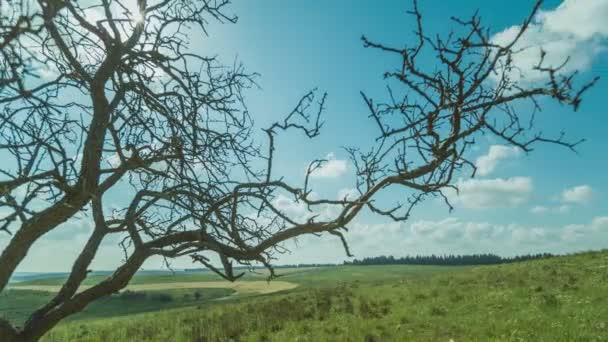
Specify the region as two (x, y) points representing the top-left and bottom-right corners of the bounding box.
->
(11, 267), (315, 287)
(4, 263), (451, 327)
(35, 250), (608, 341)
(12, 280), (298, 295)
(2, 278), (300, 327)
(3, 268), (308, 326)
(4, 251), (608, 341)
(0, 287), (234, 326)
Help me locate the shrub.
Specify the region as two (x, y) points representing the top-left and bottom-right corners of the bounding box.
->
(540, 293), (560, 307)
(156, 293), (173, 303)
(119, 290), (147, 301)
(429, 306), (448, 316)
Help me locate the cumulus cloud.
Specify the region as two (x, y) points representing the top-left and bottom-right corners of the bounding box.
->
(561, 185), (593, 204)
(531, 204), (572, 215)
(511, 227), (549, 244)
(8, 214), (608, 271)
(561, 223), (588, 242)
(300, 215), (606, 261)
(272, 187), (357, 223)
(410, 218), (503, 243)
(491, 0), (608, 82)
(411, 218), (499, 242)
(309, 153), (348, 179)
(531, 184), (593, 215)
(530, 205), (549, 214)
(337, 188), (359, 201)
(475, 145), (521, 176)
(561, 216), (608, 242)
(43, 219), (93, 241)
(591, 216), (608, 231)
(273, 194), (308, 218)
(447, 177), (533, 209)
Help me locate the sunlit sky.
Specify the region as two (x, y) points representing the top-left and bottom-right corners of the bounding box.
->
(5, 0), (608, 272)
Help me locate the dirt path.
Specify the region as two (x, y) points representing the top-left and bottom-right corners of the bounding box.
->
(11, 280), (298, 295)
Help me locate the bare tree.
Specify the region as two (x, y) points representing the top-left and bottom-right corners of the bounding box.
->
(0, 0), (597, 340)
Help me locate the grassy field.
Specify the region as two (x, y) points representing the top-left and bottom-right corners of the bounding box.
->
(3, 278), (300, 326)
(2, 251), (608, 341)
(1, 287), (235, 326)
(9, 267), (317, 287)
(12, 280), (298, 296)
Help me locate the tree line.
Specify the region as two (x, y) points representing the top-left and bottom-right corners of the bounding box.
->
(343, 253), (554, 266)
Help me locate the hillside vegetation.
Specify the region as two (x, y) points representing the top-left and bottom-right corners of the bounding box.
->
(36, 250), (608, 341)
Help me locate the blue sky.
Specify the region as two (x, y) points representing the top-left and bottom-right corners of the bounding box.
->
(4, 0), (608, 271)
(196, 0), (608, 263)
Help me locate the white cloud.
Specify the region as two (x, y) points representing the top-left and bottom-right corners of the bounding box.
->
(410, 218), (499, 242)
(309, 153), (348, 179)
(447, 177), (533, 209)
(561, 185), (593, 204)
(475, 145), (521, 176)
(511, 227), (549, 244)
(538, 0), (608, 40)
(7, 213), (608, 271)
(561, 223), (587, 242)
(463, 222), (496, 240)
(591, 216), (608, 231)
(273, 194), (308, 218)
(410, 219), (447, 236)
(491, 0), (608, 82)
(272, 187), (354, 223)
(106, 153), (124, 168)
(530, 205), (549, 214)
(309, 215), (608, 260)
(531, 204), (572, 215)
(560, 217), (608, 242)
(337, 188), (359, 201)
(411, 218), (502, 243)
(410, 218), (506, 244)
(530, 185), (593, 215)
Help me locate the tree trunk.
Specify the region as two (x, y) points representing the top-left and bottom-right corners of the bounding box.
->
(0, 319), (20, 342)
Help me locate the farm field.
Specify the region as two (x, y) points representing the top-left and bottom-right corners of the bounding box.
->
(1, 264), (453, 326)
(11, 280), (299, 296)
(0, 287), (235, 326)
(1, 250), (606, 341)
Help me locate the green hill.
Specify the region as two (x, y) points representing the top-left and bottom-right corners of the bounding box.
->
(33, 250), (608, 341)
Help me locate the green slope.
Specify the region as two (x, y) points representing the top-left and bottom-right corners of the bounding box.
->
(39, 250), (608, 341)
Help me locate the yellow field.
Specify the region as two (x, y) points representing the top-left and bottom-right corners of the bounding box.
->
(12, 280), (298, 295)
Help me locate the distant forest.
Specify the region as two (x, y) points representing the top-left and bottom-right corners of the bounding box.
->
(343, 253), (555, 266)
(185, 253), (556, 272)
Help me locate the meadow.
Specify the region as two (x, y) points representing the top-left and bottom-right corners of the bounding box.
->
(2, 251), (607, 341)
